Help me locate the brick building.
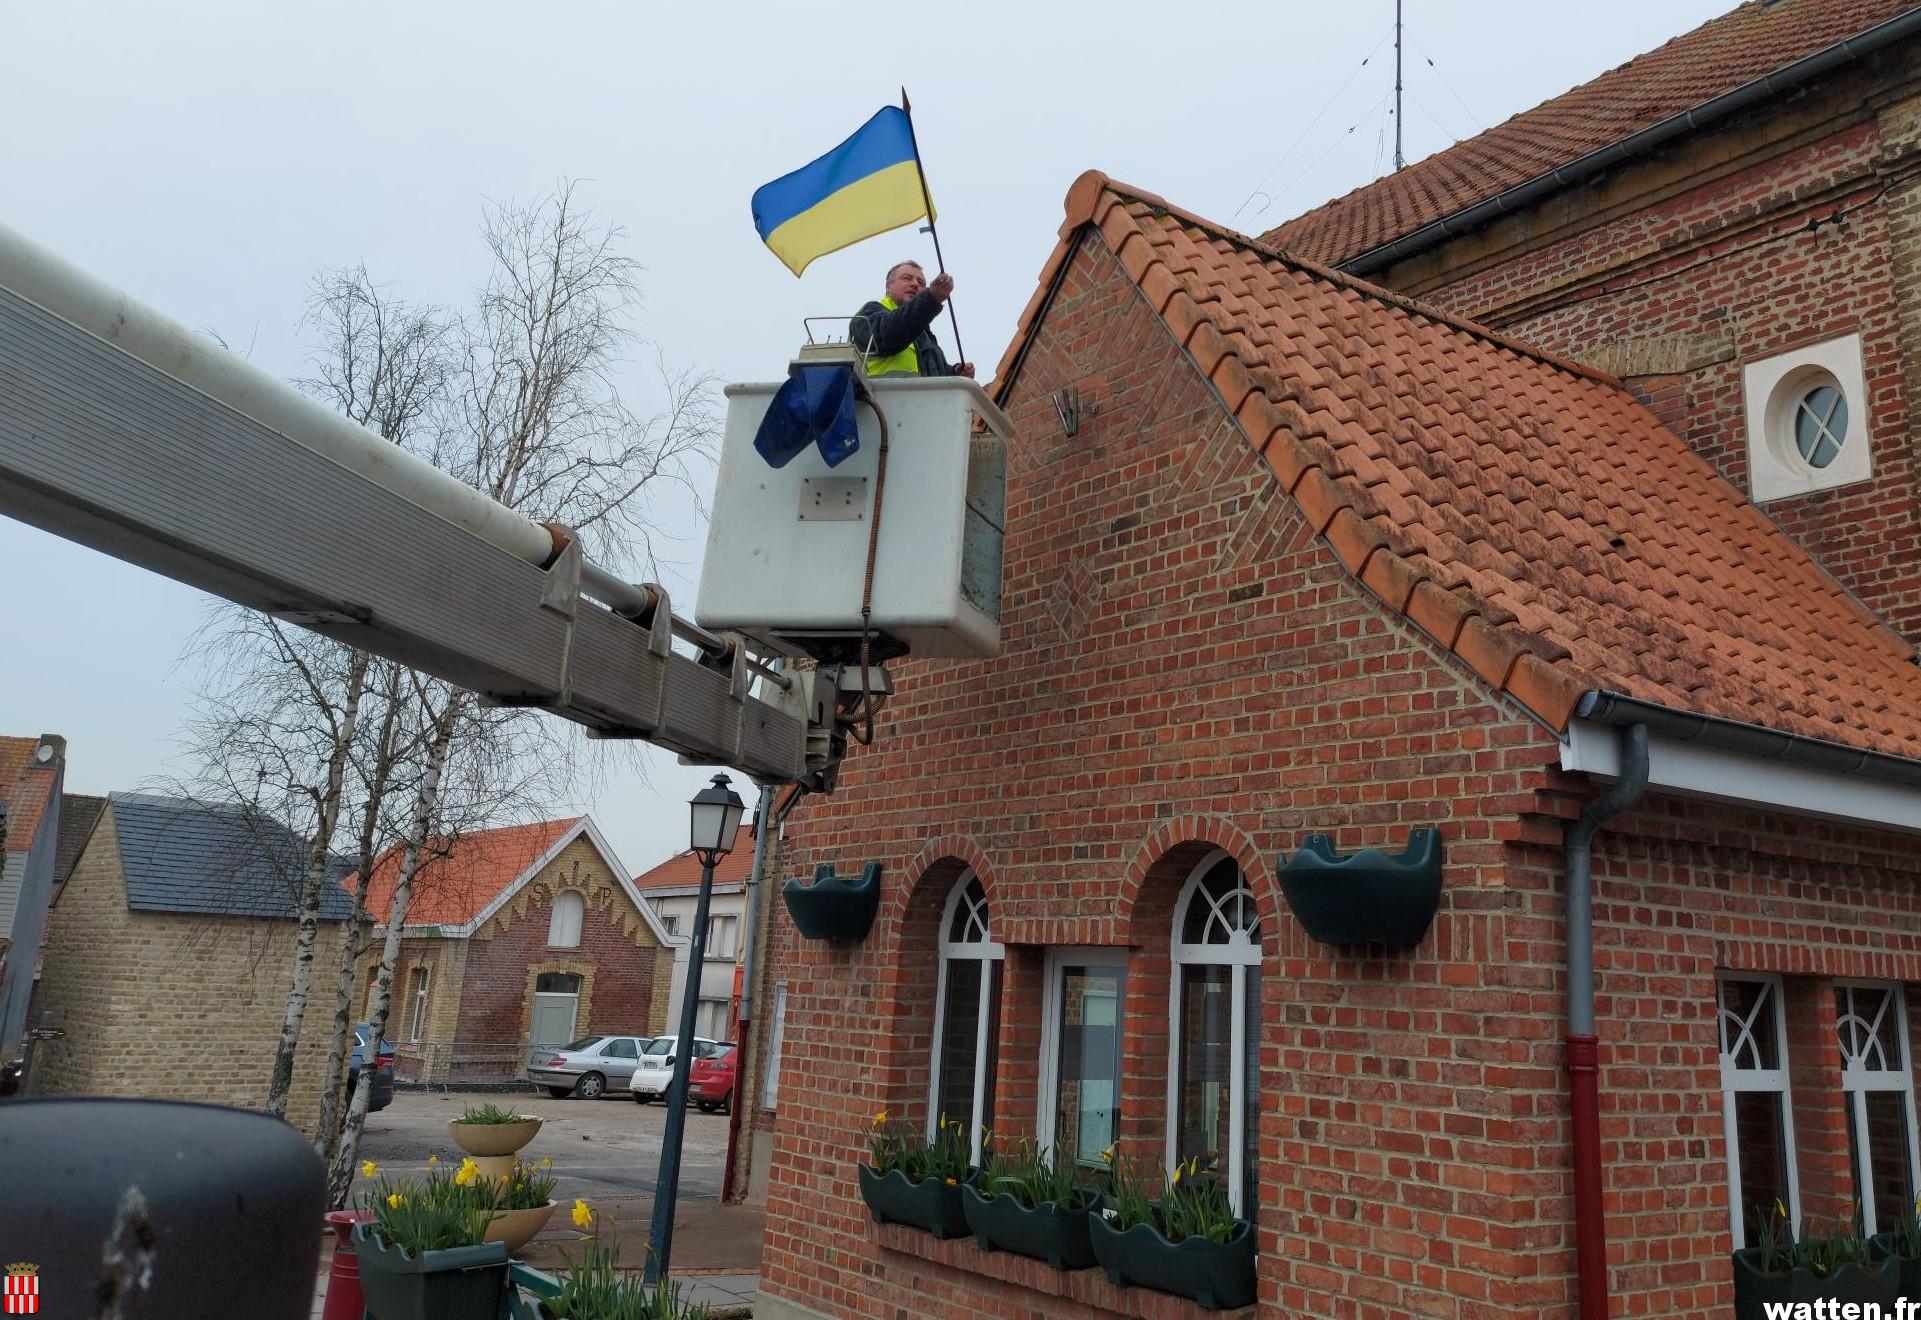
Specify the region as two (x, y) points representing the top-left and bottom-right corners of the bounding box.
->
(633, 823), (755, 1042)
(747, 5), (1921, 1317)
(33, 792), (353, 1139)
(353, 816), (676, 1086)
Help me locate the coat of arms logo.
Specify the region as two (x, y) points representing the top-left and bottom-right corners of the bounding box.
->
(2, 1263), (38, 1315)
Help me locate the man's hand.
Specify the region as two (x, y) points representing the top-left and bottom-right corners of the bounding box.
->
(955, 362), (976, 379)
(928, 272), (955, 302)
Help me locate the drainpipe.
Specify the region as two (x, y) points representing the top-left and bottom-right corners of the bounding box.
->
(721, 785), (776, 1202)
(1565, 721), (1648, 1320)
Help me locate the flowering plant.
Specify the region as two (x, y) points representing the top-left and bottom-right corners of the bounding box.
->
(359, 1155), (559, 1254)
(542, 1242), (711, 1319)
(864, 1110), (971, 1184)
(1101, 1150), (1241, 1244)
(978, 1137), (1089, 1210)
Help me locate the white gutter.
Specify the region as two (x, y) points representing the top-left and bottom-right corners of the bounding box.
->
(1562, 719), (1921, 835)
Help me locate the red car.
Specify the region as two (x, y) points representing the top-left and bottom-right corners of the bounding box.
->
(687, 1042), (738, 1114)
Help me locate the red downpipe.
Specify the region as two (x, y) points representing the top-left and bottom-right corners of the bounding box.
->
(1567, 1034), (1606, 1319)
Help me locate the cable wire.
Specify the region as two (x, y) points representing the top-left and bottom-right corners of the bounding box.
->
(1233, 28), (1393, 219)
(1408, 33), (1486, 133)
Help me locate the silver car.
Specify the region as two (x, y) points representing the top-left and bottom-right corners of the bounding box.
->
(526, 1034), (657, 1099)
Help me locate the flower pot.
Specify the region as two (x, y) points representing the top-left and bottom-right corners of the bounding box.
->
(1870, 1234), (1921, 1294)
(1732, 1246), (1899, 1320)
(960, 1181), (1098, 1270)
(1089, 1211), (1257, 1311)
(484, 1201), (557, 1254)
(352, 1223), (509, 1320)
(470, 1153), (515, 1182)
(857, 1165), (968, 1239)
(448, 1117), (543, 1157)
(1277, 828), (1443, 948)
(783, 862), (882, 942)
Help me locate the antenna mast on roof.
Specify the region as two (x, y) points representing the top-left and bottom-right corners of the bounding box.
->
(1394, 0), (1405, 171)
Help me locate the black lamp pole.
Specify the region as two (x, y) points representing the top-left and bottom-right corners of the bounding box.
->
(645, 774), (745, 1285)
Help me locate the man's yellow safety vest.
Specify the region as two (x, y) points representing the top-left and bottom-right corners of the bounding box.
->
(863, 296), (919, 377)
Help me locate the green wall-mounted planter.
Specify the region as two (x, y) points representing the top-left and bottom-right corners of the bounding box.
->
(858, 1164), (969, 1239)
(783, 861), (881, 942)
(1278, 827), (1444, 948)
(960, 1181), (1099, 1270)
(1732, 1246), (1899, 1319)
(1088, 1212), (1257, 1311)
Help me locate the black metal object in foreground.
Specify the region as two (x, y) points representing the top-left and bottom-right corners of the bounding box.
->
(0, 1098), (326, 1319)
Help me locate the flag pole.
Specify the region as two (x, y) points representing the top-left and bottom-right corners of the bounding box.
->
(900, 87), (966, 370)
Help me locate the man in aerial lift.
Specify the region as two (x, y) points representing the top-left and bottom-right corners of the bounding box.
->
(851, 260), (976, 378)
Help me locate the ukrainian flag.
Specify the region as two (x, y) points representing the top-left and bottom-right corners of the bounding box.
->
(752, 107), (933, 277)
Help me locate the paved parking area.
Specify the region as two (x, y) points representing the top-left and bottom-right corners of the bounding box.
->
(351, 1088), (734, 1203)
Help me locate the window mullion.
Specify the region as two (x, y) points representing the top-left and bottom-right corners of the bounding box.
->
(971, 956), (991, 1165)
(1228, 963), (1246, 1218)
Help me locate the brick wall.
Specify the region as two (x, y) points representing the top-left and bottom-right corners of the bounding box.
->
(34, 807), (349, 1139)
(752, 221), (1921, 1318)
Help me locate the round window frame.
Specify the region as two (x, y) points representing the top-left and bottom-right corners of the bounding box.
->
(1765, 364), (1852, 477)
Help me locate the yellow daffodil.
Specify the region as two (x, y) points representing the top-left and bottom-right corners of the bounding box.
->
(944, 1177), (957, 1186)
(1102, 1144), (1116, 1165)
(361, 1160), (378, 1178)
(386, 1192), (405, 1209)
(500, 1171), (513, 1183)
(426, 1155), (439, 1166)
(873, 1109), (888, 1127)
(572, 1198), (594, 1229)
(454, 1158), (480, 1188)
(1172, 1163), (1184, 1186)
(539, 1158), (552, 1168)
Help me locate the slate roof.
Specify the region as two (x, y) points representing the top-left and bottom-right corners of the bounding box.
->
(109, 792), (357, 920)
(631, 826), (757, 892)
(353, 818), (581, 928)
(995, 172), (1921, 762)
(1263, 0), (1919, 267)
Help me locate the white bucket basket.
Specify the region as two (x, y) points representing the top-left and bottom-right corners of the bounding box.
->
(696, 375), (1009, 660)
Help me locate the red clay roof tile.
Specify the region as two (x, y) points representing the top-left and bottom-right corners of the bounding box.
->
(351, 818), (581, 928)
(994, 172), (1921, 762)
(1263, 0), (1917, 267)
(630, 826), (757, 891)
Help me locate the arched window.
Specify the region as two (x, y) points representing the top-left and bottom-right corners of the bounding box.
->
(548, 890), (585, 948)
(929, 873), (1003, 1163)
(1168, 853), (1261, 1215)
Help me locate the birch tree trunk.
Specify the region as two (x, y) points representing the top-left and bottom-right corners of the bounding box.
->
(326, 689), (464, 1209)
(265, 650), (369, 1118)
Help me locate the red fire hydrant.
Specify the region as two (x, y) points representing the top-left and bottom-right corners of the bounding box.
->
(320, 1209), (374, 1320)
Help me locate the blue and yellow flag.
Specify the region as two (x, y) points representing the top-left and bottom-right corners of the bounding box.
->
(752, 107), (933, 277)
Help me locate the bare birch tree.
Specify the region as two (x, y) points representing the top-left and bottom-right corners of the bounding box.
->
(322, 182), (715, 1205)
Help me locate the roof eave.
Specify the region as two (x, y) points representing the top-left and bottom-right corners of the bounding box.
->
(1342, 7), (1921, 277)
(1574, 690), (1921, 787)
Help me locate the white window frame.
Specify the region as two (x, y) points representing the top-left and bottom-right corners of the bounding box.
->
(1835, 980), (1921, 1236)
(407, 966), (430, 1043)
(1166, 851), (1262, 1215)
(927, 872), (1004, 1165)
(1037, 945), (1130, 1169)
(1742, 333), (1872, 502)
(708, 914), (739, 960)
(547, 890), (585, 948)
(1718, 973), (1799, 1247)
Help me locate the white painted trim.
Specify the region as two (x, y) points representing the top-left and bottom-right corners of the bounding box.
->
(926, 872), (1003, 1164)
(1037, 946), (1130, 1164)
(1834, 980), (1921, 1236)
(1164, 850), (1262, 1216)
(398, 817), (676, 947)
(1562, 720), (1921, 835)
(1717, 973), (1800, 1246)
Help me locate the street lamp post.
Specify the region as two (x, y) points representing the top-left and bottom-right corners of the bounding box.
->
(644, 773), (746, 1285)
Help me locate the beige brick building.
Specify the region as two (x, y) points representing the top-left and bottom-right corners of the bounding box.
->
(34, 793), (356, 1139)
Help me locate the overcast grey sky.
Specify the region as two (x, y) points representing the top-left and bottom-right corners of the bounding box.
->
(0, 0), (1734, 876)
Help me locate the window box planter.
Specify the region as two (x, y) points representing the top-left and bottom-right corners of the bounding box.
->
(1277, 827), (1443, 948)
(959, 1181), (1099, 1271)
(1088, 1212), (1256, 1312)
(783, 861), (882, 942)
(1731, 1247), (1899, 1320)
(857, 1164), (969, 1239)
(352, 1223), (509, 1320)
(1870, 1234), (1921, 1293)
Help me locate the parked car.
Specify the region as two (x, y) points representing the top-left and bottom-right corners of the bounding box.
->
(526, 1034), (656, 1099)
(629, 1035), (725, 1103)
(687, 1042), (739, 1114)
(349, 1024), (394, 1114)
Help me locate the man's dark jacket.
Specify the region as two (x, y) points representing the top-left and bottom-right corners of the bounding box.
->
(851, 291), (954, 376)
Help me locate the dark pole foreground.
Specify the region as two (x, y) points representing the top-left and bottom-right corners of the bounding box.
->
(645, 774), (746, 1285)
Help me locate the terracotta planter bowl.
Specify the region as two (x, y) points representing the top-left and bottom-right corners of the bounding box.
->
(484, 1201), (558, 1254)
(448, 1117), (542, 1157)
